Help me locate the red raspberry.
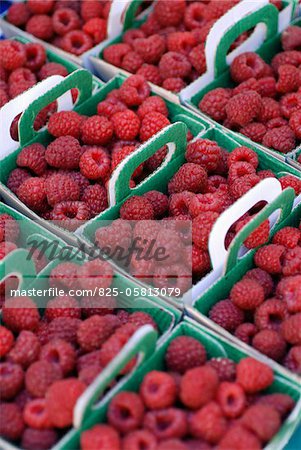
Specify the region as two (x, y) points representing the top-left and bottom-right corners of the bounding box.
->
(45, 136), (81, 170)
(217, 381), (246, 419)
(80, 0), (103, 22)
(21, 428), (58, 450)
(24, 43), (46, 72)
(144, 408), (187, 440)
(108, 392), (144, 433)
(282, 26), (301, 51)
(80, 295), (116, 318)
(153, 0), (185, 27)
(0, 40), (26, 71)
(206, 357), (236, 382)
(137, 96), (168, 120)
(165, 336), (207, 374)
(180, 365), (219, 409)
(282, 247), (301, 276)
(209, 299), (244, 332)
(255, 299), (289, 332)
(233, 78), (259, 95)
(186, 139), (223, 172)
(81, 115), (113, 146)
(0, 88), (8, 107)
(256, 393), (295, 418)
(81, 184), (108, 216)
(159, 52), (191, 80)
(24, 398), (52, 429)
(188, 43), (206, 75)
(7, 331), (40, 369)
(26, 15), (54, 41)
(167, 31), (197, 55)
(153, 263), (192, 295)
(120, 196), (154, 220)
(81, 425), (120, 450)
(99, 328), (137, 374)
(228, 146), (258, 169)
(48, 111), (82, 139)
(189, 193), (224, 217)
(49, 262), (79, 291)
(199, 88), (232, 122)
(289, 110), (301, 139)
(280, 92), (301, 118)
(122, 430), (156, 450)
(279, 175), (301, 195)
(253, 329), (287, 361)
(168, 163), (208, 195)
(97, 97), (126, 118)
(128, 311), (157, 329)
(0, 403), (24, 441)
(40, 338), (76, 375)
(257, 76), (277, 98)
(119, 75), (151, 107)
(140, 371), (177, 410)
(0, 241), (17, 259)
(8, 167), (30, 192)
(45, 378), (86, 428)
(123, 29), (145, 46)
(52, 201), (91, 229)
(226, 91), (262, 127)
(137, 64), (163, 86)
(258, 97), (280, 123)
(95, 218), (132, 254)
(38, 62), (68, 80)
(111, 143), (142, 178)
(61, 30), (93, 56)
(276, 64), (299, 94)
(133, 34), (166, 64)
(219, 424), (261, 450)
(3, 296), (40, 332)
(189, 401), (227, 444)
(258, 169), (277, 179)
(46, 173), (80, 206)
(111, 110), (140, 141)
(243, 266), (273, 297)
(0, 213), (19, 242)
(143, 191), (168, 218)
(236, 357), (274, 393)
(27, 0), (54, 14)
(44, 295), (80, 321)
(235, 216), (270, 250)
(25, 361), (61, 398)
(241, 404), (281, 442)
(121, 51), (144, 73)
(230, 52), (266, 83)
(77, 315), (118, 352)
(254, 244), (286, 274)
(281, 313), (301, 345)
(9, 78), (36, 98)
(168, 191), (193, 216)
(103, 43), (131, 67)
(276, 275), (301, 313)
(79, 146), (111, 180)
(240, 122), (267, 143)
(78, 364), (102, 385)
(8, 68), (36, 86)
(184, 2), (205, 29)
(0, 326), (14, 357)
(145, 146), (168, 172)
(203, 0), (238, 20)
(52, 7), (80, 36)
(0, 362), (24, 400)
(162, 77), (186, 93)
(140, 112), (170, 142)
(78, 259), (113, 290)
(40, 317), (80, 345)
(284, 346), (301, 375)
(7, 3), (31, 26)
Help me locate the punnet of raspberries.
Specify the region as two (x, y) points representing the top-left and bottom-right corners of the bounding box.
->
(5, 75), (196, 230)
(0, 258), (160, 448)
(5, 0), (111, 56)
(199, 25), (301, 153)
(80, 335), (295, 450)
(208, 220), (301, 375)
(93, 139), (300, 294)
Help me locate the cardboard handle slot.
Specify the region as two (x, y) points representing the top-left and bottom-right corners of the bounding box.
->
(73, 325), (158, 428)
(0, 249), (38, 291)
(108, 122), (187, 205)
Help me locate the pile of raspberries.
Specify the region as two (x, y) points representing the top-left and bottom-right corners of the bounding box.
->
(199, 26), (301, 154)
(6, 0), (110, 56)
(94, 141), (301, 293)
(209, 222), (301, 375)
(0, 258), (159, 449)
(0, 39), (73, 135)
(80, 335), (295, 450)
(6, 75), (188, 230)
(103, 0), (283, 93)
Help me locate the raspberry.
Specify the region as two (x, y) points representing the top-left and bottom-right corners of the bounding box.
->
(276, 275), (301, 313)
(143, 191), (168, 217)
(111, 110), (140, 141)
(254, 299), (288, 331)
(0, 241), (17, 260)
(40, 339), (75, 375)
(121, 51), (143, 73)
(168, 191), (193, 216)
(257, 76), (277, 98)
(128, 312), (157, 329)
(0, 326), (14, 358)
(282, 26), (301, 51)
(97, 97), (126, 118)
(77, 315), (118, 352)
(78, 259), (113, 291)
(99, 328), (137, 374)
(0, 88), (8, 107)
(273, 227), (301, 249)
(21, 428), (58, 450)
(80, 0), (103, 22)
(284, 346), (301, 375)
(153, 263), (192, 295)
(256, 393), (295, 418)
(254, 244), (286, 274)
(253, 329), (287, 361)
(137, 64), (163, 86)
(25, 361), (61, 398)
(46, 173), (80, 206)
(81, 425), (120, 450)
(27, 0), (54, 14)
(258, 169), (277, 179)
(279, 175), (301, 195)
(139, 112), (170, 142)
(280, 92), (301, 118)
(133, 35), (166, 65)
(191, 246), (210, 275)
(108, 392), (144, 433)
(153, 0), (185, 27)
(8, 67), (36, 86)
(140, 371), (177, 410)
(206, 357), (236, 382)
(7, 169), (31, 194)
(276, 64), (299, 94)
(0, 214), (19, 242)
(112, 143), (142, 177)
(45, 136), (81, 170)
(26, 15), (54, 41)
(123, 28), (145, 45)
(122, 430), (156, 450)
(189, 401), (227, 444)
(48, 111), (82, 139)
(52, 7), (80, 36)
(233, 78), (259, 95)
(120, 196), (154, 220)
(282, 247), (301, 277)
(230, 52), (266, 83)
(289, 110), (301, 139)
(81, 184), (108, 217)
(263, 125), (296, 152)
(184, 2), (205, 29)
(119, 75), (151, 106)
(281, 313), (301, 345)
(3, 297), (40, 332)
(188, 43), (206, 75)
(216, 382), (246, 419)
(192, 211), (218, 250)
(258, 98), (280, 123)
(79, 146), (111, 181)
(24, 398), (52, 429)
(227, 146), (258, 169)
(0, 403), (24, 441)
(241, 404), (281, 442)
(24, 43), (46, 72)
(235, 216), (270, 250)
(103, 43), (131, 67)
(180, 366), (219, 409)
(218, 424), (261, 450)
(0, 362), (23, 400)
(61, 30), (93, 55)
(168, 163), (208, 195)
(9, 78), (36, 98)
(186, 139), (222, 172)
(144, 408), (187, 440)
(159, 52), (191, 80)
(38, 62), (68, 80)
(199, 88), (232, 122)
(209, 299), (244, 332)
(49, 262), (79, 291)
(167, 31), (197, 56)
(7, 3), (31, 26)
(226, 91), (262, 127)
(236, 357), (274, 393)
(165, 336), (206, 374)
(0, 40), (26, 71)
(137, 96), (168, 120)
(95, 218), (132, 254)
(81, 115), (113, 146)
(52, 201), (91, 229)
(145, 146), (168, 172)
(45, 378), (86, 428)
(80, 296), (116, 318)
(189, 193), (224, 217)
(39, 317), (80, 345)
(7, 331), (40, 369)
